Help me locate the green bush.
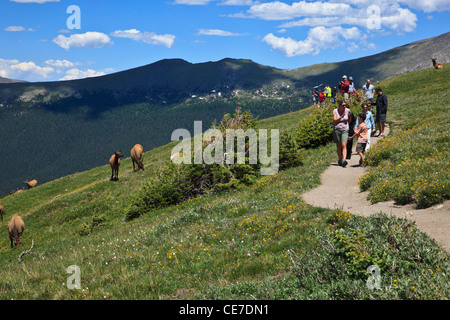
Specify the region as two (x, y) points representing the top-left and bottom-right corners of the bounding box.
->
(291, 212), (449, 299)
(279, 132), (304, 170)
(295, 106), (334, 149)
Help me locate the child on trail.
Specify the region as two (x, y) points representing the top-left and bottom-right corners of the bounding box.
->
(349, 113), (369, 167)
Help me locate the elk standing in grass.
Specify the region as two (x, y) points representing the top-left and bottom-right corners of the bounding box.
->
(109, 151), (124, 181)
(432, 58), (443, 69)
(24, 179), (38, 189)
(131, 144), (145, 172)
(0, 205), (4, 224)
(8, 215), (24, 248)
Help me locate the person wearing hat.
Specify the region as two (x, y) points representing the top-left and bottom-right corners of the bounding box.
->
(348, 76), (355, 95)
(338, 75), (350, 99)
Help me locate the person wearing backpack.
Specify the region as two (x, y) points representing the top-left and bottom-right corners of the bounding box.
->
(318, 91), (325, 107)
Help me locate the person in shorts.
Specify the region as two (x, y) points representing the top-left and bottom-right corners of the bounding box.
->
(333, 100), (351, 167)
(349, 113), (369, 166)
(375, 87), (388, 137)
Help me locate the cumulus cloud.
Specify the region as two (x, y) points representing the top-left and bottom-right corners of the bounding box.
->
(233, 1), (420, 33)
(0, 58), (54, 80)
(0, 57), (110, 82)
(44, 59), (77, 68)
(110, 29), (175, 48)
(245, 1), (353, 20)
(59, 68), (106, 81)
(196, 28), (246, 36)
(53, 32), (113, 50)
(263, 26), (364, 57)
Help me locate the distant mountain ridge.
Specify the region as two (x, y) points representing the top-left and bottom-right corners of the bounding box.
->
(0, 32), (449, 197)
(0, 76), (25, 84)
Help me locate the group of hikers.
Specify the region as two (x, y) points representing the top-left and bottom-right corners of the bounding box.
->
(322, 75), (388, 168)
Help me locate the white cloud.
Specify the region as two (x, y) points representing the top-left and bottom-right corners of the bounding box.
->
(53, 32), (113, 50)
(0, 57), (110, 82)
(196, 28), (246, 36)
(110, 29), (175, 48)
(59, 68), (106, 81)
(263, 26), (363, 57)
(220, 0), (256, 5)
(234, 1), (419, 33)
(0, 58), (54, 80)
(173, 0), (212, 4)
(246, 1), (353, 20)
(44, 59), (77, 68)
(5, 26), (26, 32)
(10, 0), (59, 3)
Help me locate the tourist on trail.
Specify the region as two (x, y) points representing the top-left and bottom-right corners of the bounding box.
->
(355, 102), (375, 150)
(324, 84), (332, 101)
(332, 86), (337, 103)
(362, 78), (375, 103)
(318, 90), (325, 107)
(312, 88), (319, 108)
(375, 87), (388, 137)
(338, 75), (350, 100)
(346, 104), (356, 160)
(348, 77), (355, 95)
(333, 100), (351, 167)
(349, 113), (369, 166)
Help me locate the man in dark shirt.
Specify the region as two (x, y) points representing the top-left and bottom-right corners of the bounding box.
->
(375, 87), (388, 137)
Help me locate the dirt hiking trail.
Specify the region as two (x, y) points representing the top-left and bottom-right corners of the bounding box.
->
(302, 124), (450, 252)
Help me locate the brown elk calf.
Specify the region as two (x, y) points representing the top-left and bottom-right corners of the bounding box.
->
(24, 179), (38, 189)
(109, 151), (124, 181)
(131, 144), (145, 172)
(8, 215), (25, 248)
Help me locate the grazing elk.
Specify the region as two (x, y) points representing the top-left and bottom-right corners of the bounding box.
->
(432, 58), (443, 69)
(8, 215), (25, 248)
(109, 151), (124, 181)
(24, 179), (38, 189)
(0, 205), (4, 224)
(170, 152), (183, 163)
(131, 144), (145, 172)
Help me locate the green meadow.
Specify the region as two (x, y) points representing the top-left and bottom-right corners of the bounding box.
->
(0, 66), (448, 300)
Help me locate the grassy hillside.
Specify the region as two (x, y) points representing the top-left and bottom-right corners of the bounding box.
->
(0, 66), (449, 301)
(0, 32), (448, 197)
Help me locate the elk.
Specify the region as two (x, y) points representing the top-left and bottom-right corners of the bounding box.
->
(170, 152), (183, 163)
(432, 58), (443, 69)
(24, 179), (38, 189)
(0, 205), (4, 224)
(109, 151), (124, 181)
(131, 144), (145, 172)
(8, 215), (25, 248)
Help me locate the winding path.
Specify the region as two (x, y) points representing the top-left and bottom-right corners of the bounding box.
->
(302, 125), (450, 252)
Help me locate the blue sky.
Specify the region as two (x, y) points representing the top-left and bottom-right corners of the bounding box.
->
(1, 0), (449, 82)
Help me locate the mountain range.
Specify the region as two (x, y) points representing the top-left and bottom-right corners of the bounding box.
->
(0, 31), (449, 197)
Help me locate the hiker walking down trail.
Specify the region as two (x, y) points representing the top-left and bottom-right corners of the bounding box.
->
(375, 87), (388, 137)
(346, 105), (356, 160)
(349, 113), (369, 167)
(355, 102), (375, 150)
(333, 100), (351, 167)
